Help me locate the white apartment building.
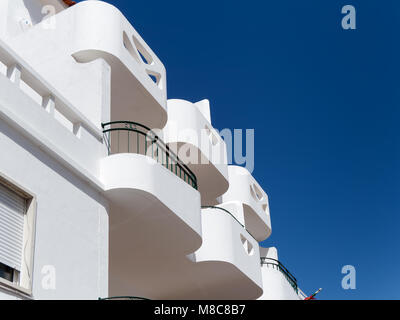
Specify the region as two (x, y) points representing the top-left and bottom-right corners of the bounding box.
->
(0, 0), (306, 300)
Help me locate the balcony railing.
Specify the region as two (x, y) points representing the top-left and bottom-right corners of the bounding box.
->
(102, 121), (198, 190)
(201, 206), (257, 241)
(260, 257), (298, 293)
(99, 296), (150, 301)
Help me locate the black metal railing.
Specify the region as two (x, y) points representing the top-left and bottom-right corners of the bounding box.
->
(201, 206), (257, 241)
(99, 296), (150, 301)
(260, 257), (298, 293)
(102, 121), (198, 190)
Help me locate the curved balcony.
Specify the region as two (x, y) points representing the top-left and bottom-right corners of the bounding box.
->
(184, 205), (263, 299)
(164, 99), (229, 205)
(258, 247), (302, 300)
(101, 121), (202, 295)
(260, 257), (298, 294)
(259, 257), (302, 300)
(70, 1), (167, 129)
(102, 121), (197, 189)
(221, 166), (272, 242)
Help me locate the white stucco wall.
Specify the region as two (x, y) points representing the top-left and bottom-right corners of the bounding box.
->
(0, 118), (109, 299)
(0, 16), (110, 299)
(0, 72), (107, 179)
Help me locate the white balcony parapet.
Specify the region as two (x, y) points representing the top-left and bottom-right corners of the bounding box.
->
(297, 288), (308, 300)
(259, 247), (303, 300)
(164, 99), (229, 206)
(221, 166), (272, 242)
(72, 1), (167, 129)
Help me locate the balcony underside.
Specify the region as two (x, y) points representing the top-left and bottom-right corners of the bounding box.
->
(109, 256), (263, 300)
(107, 191), (200, 255)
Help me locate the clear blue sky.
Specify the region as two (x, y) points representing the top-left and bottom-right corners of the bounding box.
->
(96, 0), (399, 299)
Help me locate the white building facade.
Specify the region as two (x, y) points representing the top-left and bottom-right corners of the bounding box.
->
(0, 0), (305, 300)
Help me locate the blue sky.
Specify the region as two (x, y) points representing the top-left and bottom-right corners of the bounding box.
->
(98, 0), (400, 299)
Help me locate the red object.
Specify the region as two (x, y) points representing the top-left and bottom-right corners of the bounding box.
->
(305, 288), (322, 300)
(63, 0), (77, 7)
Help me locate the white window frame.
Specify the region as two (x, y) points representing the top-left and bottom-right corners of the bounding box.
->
(0, 174), (36, 297)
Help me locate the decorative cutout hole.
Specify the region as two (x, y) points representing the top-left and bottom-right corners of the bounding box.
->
(138, 50), (150, 64)
(248, 242), (254, 256)
(240, 234), (255, 256)
(123, 32), (140, 63)
(240, 234), (247, 250)
(250, 184), (264, 202)
(148, 73), (157, 84)
(146, 70), (161, 88)
(133, 36), (154, 65)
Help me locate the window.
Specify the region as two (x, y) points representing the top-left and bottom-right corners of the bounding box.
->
(0, 178), (35, 295)
(0, 262), (14, 282)
(0, 182), (26, 285)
